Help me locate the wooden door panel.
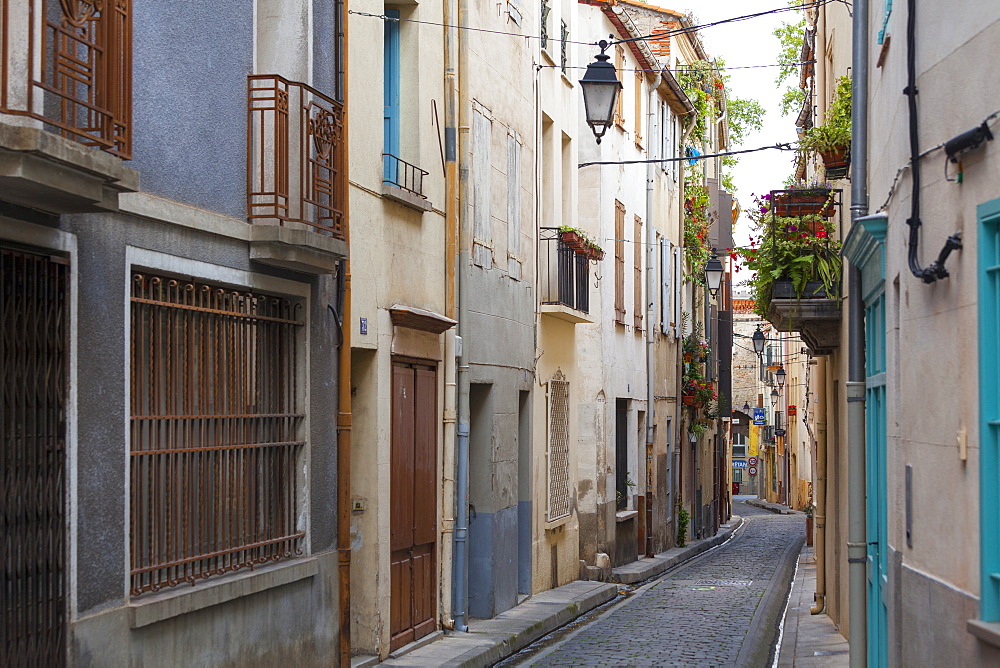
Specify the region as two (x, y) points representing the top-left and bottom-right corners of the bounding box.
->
(391, 365), (415, 552)
(411, 544), (436, 639)
(413, 368), (437, 546)
(390, 550), (413, 650)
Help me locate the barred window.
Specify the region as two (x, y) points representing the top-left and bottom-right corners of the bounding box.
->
(129, 273), (305, 595)
(547, 370), (570, 520)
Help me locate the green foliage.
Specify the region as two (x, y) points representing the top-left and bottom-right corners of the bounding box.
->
(683, 182), (712, 283)
(733, 193), (843, 317)
(800, 75), (853, 154)
(676, 504), (690, 547)
(773, 12), (807, 116)
(677, 59), (724, 145)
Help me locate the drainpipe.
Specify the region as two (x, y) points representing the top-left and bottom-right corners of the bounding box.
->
(847, 0), (869, 662)
(337, 0), (353, 662)
(442, 0), (460, 631)
(810, 356), (828, 614)
(645, 73), (662, 558)
(450, 0), (471, 632)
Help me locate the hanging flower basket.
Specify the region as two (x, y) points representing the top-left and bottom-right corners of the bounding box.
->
(772, 190), (836, 218)
(587, 245), (605, 262)
(820, 148), (850, 179)
(683, 351), (693, 363)
(682, 395), (698, 406)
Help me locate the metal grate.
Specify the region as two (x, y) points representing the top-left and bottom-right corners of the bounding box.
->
(129, 273), (305, 595)
(0, 0), (132, 158)
(1, 246), (68, 666)
(382, 153), (428, 198)
(547, 371), (570, 520)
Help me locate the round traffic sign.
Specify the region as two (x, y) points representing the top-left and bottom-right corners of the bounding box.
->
(748, 466), (758, 476)
(748, 456), (758, 467)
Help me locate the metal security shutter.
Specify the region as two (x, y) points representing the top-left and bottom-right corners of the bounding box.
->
(1, 246), (68, 667)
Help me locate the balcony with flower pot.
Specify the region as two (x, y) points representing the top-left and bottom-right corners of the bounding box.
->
(539, 226), (601, 323)
(736, 192), (844, 355)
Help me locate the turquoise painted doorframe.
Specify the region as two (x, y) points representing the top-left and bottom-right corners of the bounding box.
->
(866, 293), (888, 668)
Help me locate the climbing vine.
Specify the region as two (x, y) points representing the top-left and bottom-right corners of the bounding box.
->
(683, 182), (712, 283)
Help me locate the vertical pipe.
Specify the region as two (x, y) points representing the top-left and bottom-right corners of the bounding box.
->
(645, 74), (661, 558)
(811, 357), (828, 614)
(848, 0), (869, 662)
(441, 0), (460, 631)
(337, 0), (353, 658)
(450, 0), (471, 632)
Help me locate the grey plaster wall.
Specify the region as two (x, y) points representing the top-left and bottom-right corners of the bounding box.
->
(129, 0), (253, 219)
(468, 506), (518, 619)
(464, 265), (535, 618)
(313, 0), (337, 96)
(57, 210), (340, 661)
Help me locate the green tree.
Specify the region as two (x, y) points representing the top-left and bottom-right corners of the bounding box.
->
(774, 7), (806, 116)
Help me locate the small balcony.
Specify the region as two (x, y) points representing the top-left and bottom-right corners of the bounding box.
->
(382, 153), (431, 212)
(247, 75), (347, 274)
(0, 0), (138, 212)
(539, 227), (593, 323)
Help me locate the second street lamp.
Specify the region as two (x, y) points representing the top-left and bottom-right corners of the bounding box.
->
(752, 327), (765, 356)
(770, 388), (779, 407)
(776, 365), (786, 388)
(704, 248), (724, 297)
(579, 40), (622, 144)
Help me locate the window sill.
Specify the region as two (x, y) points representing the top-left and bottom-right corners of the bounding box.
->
(616, 510), (638, 523)
(968, 619), (1000, 648)
(128, 557), (318, 628)
(545, 513), (572, 531)
(382, 183), (433, 213)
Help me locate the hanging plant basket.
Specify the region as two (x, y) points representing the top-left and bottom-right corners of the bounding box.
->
(820, 147), (851, 179)
(587, 245), (605, 262)
(682, 395), (698, 406)
(772, 190), (837, 218)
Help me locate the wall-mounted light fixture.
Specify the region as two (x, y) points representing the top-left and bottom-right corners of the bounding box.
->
(770, 388), (779, 407)
(579, 39), (622, 144)
(704, 248), (724, 298)
(775, 365), (786, 388)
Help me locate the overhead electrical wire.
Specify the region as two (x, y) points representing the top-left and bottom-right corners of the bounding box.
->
(579, 143), (796, 169)
(348, 1), (829, 51)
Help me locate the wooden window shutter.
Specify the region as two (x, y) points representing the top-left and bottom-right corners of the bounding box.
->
(634, 71), (643, 146)
(660, 237), (671, 334)
(546, 370), (570, 520)
(614, 46), (625, 127)
(507, 133), (522, 279)
(634, 215), (643, 329)
(472, 108), (493, 267)
(615, 201), (626, 323)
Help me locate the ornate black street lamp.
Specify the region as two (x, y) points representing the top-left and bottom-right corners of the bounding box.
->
(704, 248), (724, 297)
(579, 40), (622, 143)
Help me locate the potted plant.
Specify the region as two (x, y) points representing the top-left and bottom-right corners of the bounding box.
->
(771, 183), (838, 219)
(788, 404), (797, 416)
(799, 75), (852, 176)
(804, 502), (814, 546)
(558, 225), (587, 252)
(734, 194), (843, 317)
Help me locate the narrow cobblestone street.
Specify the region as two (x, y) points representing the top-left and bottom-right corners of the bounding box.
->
(504, 502), (805, 667)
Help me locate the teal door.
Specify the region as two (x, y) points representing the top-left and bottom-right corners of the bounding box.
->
(866, 292), (888, 667)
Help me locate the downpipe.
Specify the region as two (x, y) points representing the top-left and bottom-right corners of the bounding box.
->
(645, 73), (661, 558)
(848, 0), (869, 660)
(810, 358), (828, 615)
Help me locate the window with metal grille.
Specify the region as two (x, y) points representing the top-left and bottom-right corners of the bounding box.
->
(614, 201), (626, 323)
(546, 371), (570, 521)
(129, 273), (305, 595)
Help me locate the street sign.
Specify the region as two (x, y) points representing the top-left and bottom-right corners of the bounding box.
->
(748, 456), (758, 467)
(748, 466), (758, 476)
(753, 408), (766, 425)
(775, 428), (786, 437)
(732, 460), (747, 469)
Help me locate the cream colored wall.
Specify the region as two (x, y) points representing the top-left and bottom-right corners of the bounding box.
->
(347, 0), (450, 656)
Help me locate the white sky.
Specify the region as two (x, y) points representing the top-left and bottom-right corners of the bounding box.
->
(677, 1), (803, 287)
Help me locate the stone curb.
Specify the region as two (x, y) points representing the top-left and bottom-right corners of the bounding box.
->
(745, 498), (795, 515)
(373, 581), (619, 667)
(611, 514), (744, 585)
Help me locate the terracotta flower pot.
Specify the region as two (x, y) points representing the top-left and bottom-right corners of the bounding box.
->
(682, 395), (696, 406)
(560, 230), (586, 252)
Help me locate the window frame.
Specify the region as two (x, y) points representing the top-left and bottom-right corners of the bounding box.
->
(980, 198), (1000, 622)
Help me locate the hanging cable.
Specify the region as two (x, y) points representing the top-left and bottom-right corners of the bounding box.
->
(579, 143), (795, 168)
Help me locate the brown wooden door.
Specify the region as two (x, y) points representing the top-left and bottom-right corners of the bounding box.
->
(390, 362), (437, 651)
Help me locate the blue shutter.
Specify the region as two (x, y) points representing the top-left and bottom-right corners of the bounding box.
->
(980, 198), (1000, 621)
(383, 9), (401, 181)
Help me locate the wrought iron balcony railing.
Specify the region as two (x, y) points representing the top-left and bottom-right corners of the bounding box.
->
(0, 0), (132, 158)
(540, 227), (590, 314)
(248, 75), (346, 240)
(383, 153), (428, 199)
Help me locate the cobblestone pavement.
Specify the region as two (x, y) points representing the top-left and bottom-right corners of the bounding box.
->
(507, 502), (805, 667)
